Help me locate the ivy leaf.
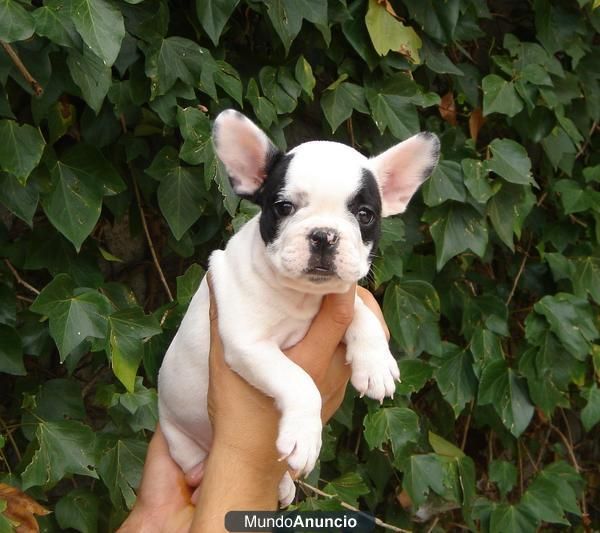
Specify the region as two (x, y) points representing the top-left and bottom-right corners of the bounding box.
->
(246, 78), (277, 129)
(70, 0), (125, 67)
(21, 420), (98, 490)
(366, 89), (419, 140)
(67, 47), (112, 115)
(422, 160), (467, 207)
(571, 257), (600, 304)
(176, 264), (205, 305)
(486, 139), (535, 186)
(433, 346), (477, 417)
(489, 460), (517, 498)
(321, 82), (368, 133)
(195, 0), (240, 46)
(323, 472), (369, 507)
(423, 202), (489, 270)
(33, 0), (81, 49)
(482, 74), (524, 117)
(533, 293), (599, 360)
(428, 431), (464, 458)
(365, 0), (422, 62)
(0, 325), (25, 376)
(108, 308), (161, 393)
(478, 359), (534, 437)
(295, 55), (316, 98)
(264, 0), (327, 54)
(0, 0), (35, 42)
(383, 280), (441, 357)
(177, 107), (211, 165)
(581, 384), (600, 432)
(98, 438), (147, 510)
(363, 407), (420, 456)
(462, 159), (495, 204)
(396, 359), (433, 395)
(30, 274), (112, 360)
(0, 172), (38, 226)
(0, 120), (46, 184)
(55, 489), (99, 533)
(489, 503), (537, 533)
(403, 454), (446, 507)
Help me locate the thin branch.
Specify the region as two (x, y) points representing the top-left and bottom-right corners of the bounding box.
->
(506, 239), (531, 306)
(575, 120), (597, 159)
(0, 41), (43, 96)
(0, 416), (21, 463)
(517, 440), (524, 497)
(297, 480), (411, 533)
(4, 259), (40, 295)
(461, 400), (474, 451)
(132, 176), (174, 302)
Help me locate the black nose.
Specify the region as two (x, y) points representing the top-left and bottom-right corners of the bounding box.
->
(309, 229), (339, 251)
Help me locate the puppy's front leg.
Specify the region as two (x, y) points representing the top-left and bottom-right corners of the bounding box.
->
(224, 341), (323, 476)
(345, 297), (400, 402)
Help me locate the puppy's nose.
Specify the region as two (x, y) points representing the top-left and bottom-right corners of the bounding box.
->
(309, 228), (339, 251)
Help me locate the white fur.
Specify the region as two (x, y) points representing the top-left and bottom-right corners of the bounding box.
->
(158, 111), (439, 507)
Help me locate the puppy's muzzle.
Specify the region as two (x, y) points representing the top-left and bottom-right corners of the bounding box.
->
(308, 228), (339, 252)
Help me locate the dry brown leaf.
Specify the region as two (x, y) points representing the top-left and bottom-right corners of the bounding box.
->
(0, 484), (50, 533)
(469, 107), (485, 144)
(376, 0), (401, 19)
(396, 488), (412, 510)
(438, 91), (457, 126)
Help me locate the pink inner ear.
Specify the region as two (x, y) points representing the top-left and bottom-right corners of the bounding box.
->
(214, 111), (273, 195)
(371, 134), (439, 216)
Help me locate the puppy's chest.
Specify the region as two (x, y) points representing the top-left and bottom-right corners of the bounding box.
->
(262, 296), (321, 350)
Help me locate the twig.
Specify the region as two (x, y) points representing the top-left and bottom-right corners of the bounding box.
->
(0, 41), (43, 96)
(0, 416), (21, 463)
(460, 400), (474, 451)
(575, 120), (597, 159)
(347, 118), (357, 149)
(132, 176), (174, 302)
(4, 259), (40, 295)
(534, 427), (551, 470)
(506, 239), (531, 305)
(517, 440), (524, 497)
(297, 480), (411, 533)
(426, 517), (439, 533)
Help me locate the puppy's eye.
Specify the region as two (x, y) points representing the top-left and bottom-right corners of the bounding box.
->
(274, 201), (295, 217)
(357, 207), (374, 225)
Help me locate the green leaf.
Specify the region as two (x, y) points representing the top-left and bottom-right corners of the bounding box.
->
(30, 274), (112, 360)
(478, 359), (534, 437)
(422, 160), (466, 207)
(366, 89), (419, 140)
(67, 47), (112, 115)
(55, 489), (99, 533)
(21, 420), (98, 490)
(383, 280), (441, 357)
(321, 82), (368, 133)
(486, 139), (535, 186)
(324, 472), (369, 506)
(571, 257), (600, 305)
(363, 407), (419, 456)
(0, 120), (46, 184)
(196, 0), (240, 46)
(365, 0), (422, 62)
(482, 74), (524, 117)
(462, 158), (494, 204)
(0, 0), (35, 42)
(108, 308), (161, 392)
(433, 346), (477, 417)
(0, 325), (24, 376)
(157, 164), (205, 240)
(489, 503), (537, 533)
(396, 359), (433, 395)
(428, 431), (464, 458)
(533, 293), (599, 360)
(98, 438), (147, 509)
(259, 66), (299, 115)
(70, 0), (125, 67)
(295, 55), (316, 98)
(581, 384), (600, 432)
(176, 264), (205, 305)
(554, 179), (598, 215)
(245, 78), (277, 129)
(403, 454), (446, 507)
(489, 460), (517, 498)
(264, 0), (327, 54)
(0, 172), (38, 226)
(423, 203), (489, 270)
(177, 107), (211, 165)
(33, 0), (81, 48)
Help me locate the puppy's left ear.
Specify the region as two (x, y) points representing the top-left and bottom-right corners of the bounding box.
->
(369, 133), (440, 216)
(213, 109), (280, 197)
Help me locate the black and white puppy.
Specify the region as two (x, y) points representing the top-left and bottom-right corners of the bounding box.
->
(158, 110), (440, 505)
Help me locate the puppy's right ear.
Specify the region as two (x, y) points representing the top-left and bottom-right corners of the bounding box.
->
(213, 110), (279, 196)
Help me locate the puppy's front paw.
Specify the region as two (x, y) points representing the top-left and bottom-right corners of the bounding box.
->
(349, 342), (400, 402)
(276, 411), (322, 477)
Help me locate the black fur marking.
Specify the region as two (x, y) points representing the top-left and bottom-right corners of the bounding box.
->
(347, 169), (382, 258)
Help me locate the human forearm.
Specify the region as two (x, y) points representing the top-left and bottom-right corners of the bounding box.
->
(190, 440), (285, 532)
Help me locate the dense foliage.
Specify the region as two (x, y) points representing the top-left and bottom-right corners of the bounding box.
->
(0, 0), (599, 531)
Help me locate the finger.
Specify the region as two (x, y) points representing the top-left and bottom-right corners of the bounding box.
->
(356, 286), (390, 341)
(206, 274), (227, 374)
(287, 284), (356, 375)
(184, 462), (205, 487)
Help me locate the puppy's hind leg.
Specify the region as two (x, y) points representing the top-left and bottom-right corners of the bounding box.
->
(161, 418), (208, 475)
(278, 471), (296, 507)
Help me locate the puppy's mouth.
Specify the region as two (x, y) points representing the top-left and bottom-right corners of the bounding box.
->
(304, 266), (339, 283)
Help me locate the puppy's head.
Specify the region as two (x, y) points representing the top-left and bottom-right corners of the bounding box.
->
(213, 110), (439, 293)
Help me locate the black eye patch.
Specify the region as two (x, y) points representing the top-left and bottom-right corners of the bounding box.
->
(347, 169), (382, 256)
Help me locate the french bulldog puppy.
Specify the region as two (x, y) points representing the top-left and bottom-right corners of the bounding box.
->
(158, 110), (440, 506)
